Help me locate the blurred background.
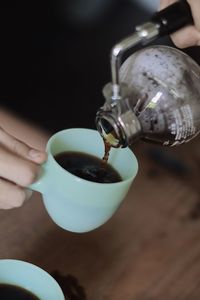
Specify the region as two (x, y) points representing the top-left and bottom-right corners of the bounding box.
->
(1, 0), (200, 133)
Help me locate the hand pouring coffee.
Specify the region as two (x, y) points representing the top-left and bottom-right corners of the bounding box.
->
(96, 0), (200, 149)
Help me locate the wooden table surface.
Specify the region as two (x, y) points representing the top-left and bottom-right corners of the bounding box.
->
(0, 108), (200, 300)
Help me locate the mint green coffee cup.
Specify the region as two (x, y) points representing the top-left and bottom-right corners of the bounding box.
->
(0, 259), (64, 299)
(30, 128), (138, 233)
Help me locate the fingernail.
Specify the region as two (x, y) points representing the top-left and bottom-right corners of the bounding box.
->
(29, 149), (41, 159)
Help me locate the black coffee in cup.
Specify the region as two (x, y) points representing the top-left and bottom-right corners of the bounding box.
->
(0, 284), (40, 300)
(54, 151), (122, 183)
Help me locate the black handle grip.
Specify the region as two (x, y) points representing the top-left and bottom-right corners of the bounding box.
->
(151, 0), (193, 36)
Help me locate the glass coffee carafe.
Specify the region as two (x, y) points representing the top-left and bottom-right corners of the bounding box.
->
(96, 45), (200, 147)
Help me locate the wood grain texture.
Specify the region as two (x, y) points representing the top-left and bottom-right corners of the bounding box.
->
(0, 108), (200, 300)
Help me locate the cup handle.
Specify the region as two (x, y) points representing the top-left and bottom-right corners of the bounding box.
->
(28, 163), (48, 194)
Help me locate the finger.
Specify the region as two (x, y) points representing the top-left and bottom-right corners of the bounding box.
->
(0, 127), (47, 164)
(0, 146), (40, 187)
(171, 25), (200, 48)
(0, 178), (30, 209)
(187, 0), (200, 31)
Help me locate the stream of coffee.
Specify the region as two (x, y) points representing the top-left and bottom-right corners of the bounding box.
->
(102, 139), (112, 163)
